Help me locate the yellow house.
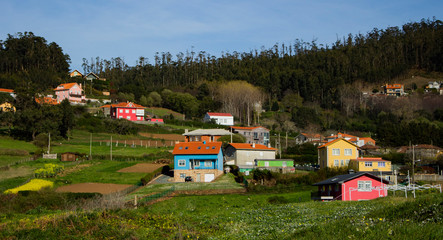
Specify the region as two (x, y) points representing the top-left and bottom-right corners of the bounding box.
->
(349, 158), (391, 172)
(0, 102), (15, 112)
(318, 138), (358, 169)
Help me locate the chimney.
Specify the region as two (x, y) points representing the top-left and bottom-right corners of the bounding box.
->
(185, 129), (188, 134)
(252, 143), (255, 148)
(268, 143), (271, 148)
(348, 169), (355, 174)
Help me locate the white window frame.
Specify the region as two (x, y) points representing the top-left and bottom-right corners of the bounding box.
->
(340, 160), (344, 166)
(365, 162), (373, 167)
(358, 180), (372, 192)
(119, 109), (123, 113)
(378, 162), (385, 167)
(334, 160), (339, 166)
(332, 149), (340, 156)
(344, 149), (352, 156)
(132, 110), (135, 113)
(204, 161), (212, 167)
(127, 116), (131, 120)
(194, 160), (200, 167)
(178, 160), (186, 167)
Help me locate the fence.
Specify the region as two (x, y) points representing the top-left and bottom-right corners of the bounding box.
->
(138, 186), (175, 205)
(414, 174), (443, 182)
(0, 157), (34, 169)
(104, 184), (142, 200)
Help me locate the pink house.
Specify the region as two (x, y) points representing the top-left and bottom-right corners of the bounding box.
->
(109, 102), (145, 121)
(54, 83), (85, 103)
(312, 172), (390, 201)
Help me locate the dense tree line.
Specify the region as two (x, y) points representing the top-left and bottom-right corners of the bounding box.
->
(0, 32), (71, 91)
(83, 18), (442, 108)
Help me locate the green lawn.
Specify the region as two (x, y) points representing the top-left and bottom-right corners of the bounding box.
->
(129, 174), (244, 200)
(0, 136), (37, 152)
(0, 155), (32, 167)
(56, 160), (147, 185)
(145, 107), (184, 119)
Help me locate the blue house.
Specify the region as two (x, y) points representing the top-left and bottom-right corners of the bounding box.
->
(173, 141), (224, 182)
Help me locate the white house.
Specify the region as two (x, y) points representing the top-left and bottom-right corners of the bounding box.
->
(203, 112), (234, 126)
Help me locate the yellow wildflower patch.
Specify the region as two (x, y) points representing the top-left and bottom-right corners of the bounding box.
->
(4, 179), (54, 194)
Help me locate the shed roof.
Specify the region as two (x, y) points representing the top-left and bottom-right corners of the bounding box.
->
(231, 126), (269, 131)
(0, 88), (14, 93)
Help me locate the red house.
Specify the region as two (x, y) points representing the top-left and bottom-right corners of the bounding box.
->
(312, 172), (390, 201)
(110, 102), (145, 121)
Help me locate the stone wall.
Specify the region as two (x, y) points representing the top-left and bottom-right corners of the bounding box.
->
(174, 169), (223, 182)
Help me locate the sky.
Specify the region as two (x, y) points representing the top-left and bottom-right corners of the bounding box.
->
(1, 0), (442, 72)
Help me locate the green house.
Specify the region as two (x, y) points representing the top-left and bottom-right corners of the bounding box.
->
(255, 159), (294, 168)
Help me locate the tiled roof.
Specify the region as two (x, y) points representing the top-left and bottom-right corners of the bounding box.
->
(318, 138), (358, 149)
(173, 142), (222, 155)
(207, 112), (233, 117)
(325, 132), (357, 139)
(350, 158), (388, 162)
(385, 84), (403, 89)
(231, 126), (269, 131)
(360, 144), (380, 150)
(300, 133), (322, 138)
(313, 172), (390, 186)
(0, 88), (14, 93)
(229, 143), (277, 151)
(360, 137), (375, 143)
(35, 97), (59, 105)
(110, 102), (145, 108)
(183, 129), (231, 136)
(54, 83), (78, 91)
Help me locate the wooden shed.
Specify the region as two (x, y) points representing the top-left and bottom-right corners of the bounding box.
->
(61, 152), (77, 162)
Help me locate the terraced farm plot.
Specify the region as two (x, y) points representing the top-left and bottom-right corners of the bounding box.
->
(117, 163), (166, 173)
(56, 183), (133, 194)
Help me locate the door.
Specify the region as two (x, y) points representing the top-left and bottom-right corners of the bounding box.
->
(196, 173), (201, 182)
(204, 174), (215, 182)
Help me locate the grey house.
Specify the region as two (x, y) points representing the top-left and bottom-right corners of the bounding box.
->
(230, 126), (270, 145)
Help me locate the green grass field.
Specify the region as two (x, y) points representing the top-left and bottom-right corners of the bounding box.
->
(56, 160), (147, 185)
(145, 107), (184, 119)
(0, 136), (38, 152)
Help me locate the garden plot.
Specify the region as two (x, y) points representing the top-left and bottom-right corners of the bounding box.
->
(117, 163), (165, 173)
(56, 183), (133, 194)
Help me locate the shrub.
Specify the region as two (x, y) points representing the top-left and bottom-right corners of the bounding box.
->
(34, 163), (64, 178)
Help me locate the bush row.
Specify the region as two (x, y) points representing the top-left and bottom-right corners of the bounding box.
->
(34, 163), (64, 178)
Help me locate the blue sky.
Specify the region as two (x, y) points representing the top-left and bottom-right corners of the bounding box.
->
(1, 0), (442, 72)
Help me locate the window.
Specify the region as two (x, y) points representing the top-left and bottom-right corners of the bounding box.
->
(125, 109), (129, 113)
(358, 181), (372, 191)
(206, 146), (209, 149)
(254, 132), (258, 138)
(198, 146), (201, 149)
(127, 116), (131, 120)
(340, 160), (344, 166)
(179, 147), (183, 150)
(345, 160), (350, 166)
(178, 160), (186, 166)
(344, 149), (352, 156)
(180, 173), (186, 179)
(334, 160), (339, 166)
(365, 162), (373, 167)
(378, 162), (385, 167)
(204, 161), (212, 167)
(132, 110), (135, 113)
(194, 160), (200, 167)
(332, 149), (340, 155)
(119, 109), (123, 113)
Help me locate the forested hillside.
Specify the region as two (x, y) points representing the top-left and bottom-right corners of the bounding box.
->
(1, 19), (443, 147)
(81, 18), (443, 107)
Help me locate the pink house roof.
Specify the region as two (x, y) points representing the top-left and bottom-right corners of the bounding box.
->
(150, 118), (164, 122)
(207, 112), (233, 117)
(54, 83), (78, 91)
(110, 102), (146, 109)
(173, 142), (222, 155)
(229, 143), (277, 151)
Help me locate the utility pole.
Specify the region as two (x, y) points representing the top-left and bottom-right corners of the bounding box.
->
(285, 132), (288, 149)
(48, 132), (51, 154)
(230, 127), (233, 143)
(412, 144), (415, 183)
(110, 135), (113, 161)
(89, 133), (92, 160)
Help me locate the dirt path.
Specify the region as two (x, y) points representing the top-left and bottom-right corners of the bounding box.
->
(117, 163), (166, 173)
(56, 183), (133, 194)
